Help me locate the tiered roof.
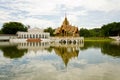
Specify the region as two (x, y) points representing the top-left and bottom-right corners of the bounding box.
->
(54, 16), (79, 37)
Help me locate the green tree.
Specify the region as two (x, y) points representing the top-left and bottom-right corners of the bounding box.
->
(1, 22), (27, 34)
(44, 27), (55, 36)
(101, 22), (120, 37)
(89, 28), (101, 37)
(79, 28), (90, 37)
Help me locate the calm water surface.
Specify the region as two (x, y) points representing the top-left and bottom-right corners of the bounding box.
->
(0, 41), (120, 80)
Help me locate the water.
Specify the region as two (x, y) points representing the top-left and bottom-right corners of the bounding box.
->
(0, 41), (120, 80)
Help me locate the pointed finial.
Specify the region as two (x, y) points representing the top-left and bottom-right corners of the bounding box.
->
(65, 10), (67, 18)
(65, 12), (66, 18)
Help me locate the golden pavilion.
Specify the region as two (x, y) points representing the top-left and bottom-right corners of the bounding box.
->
(54, 16), (79, 37)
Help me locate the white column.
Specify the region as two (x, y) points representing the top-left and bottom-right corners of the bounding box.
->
(28, 34), (30, 38)
(41, 34), (43, 38)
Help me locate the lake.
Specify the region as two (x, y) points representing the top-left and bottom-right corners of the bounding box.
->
(0, 41), (120, 80)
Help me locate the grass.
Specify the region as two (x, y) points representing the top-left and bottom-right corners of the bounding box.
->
(84, 37), (114, 42)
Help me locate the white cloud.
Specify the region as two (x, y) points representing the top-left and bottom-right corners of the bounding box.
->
(0, 11), (11, 22)
(65, 0), (120, 12)
(0, 0), (120, 29)
(20, 17), (55, 28)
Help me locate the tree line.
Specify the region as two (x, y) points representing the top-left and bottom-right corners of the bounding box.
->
(0, 21), (120, 37)
(44, 22), (120, 37)
(80, 22), (120, 37)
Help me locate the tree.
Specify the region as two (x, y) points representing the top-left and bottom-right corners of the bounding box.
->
(89, 28), (101, 37)
(101, 22), (120, 37)
(79, 28), (90, 37)
(1, 22), (27, 34)
(44, 27), (55, 36)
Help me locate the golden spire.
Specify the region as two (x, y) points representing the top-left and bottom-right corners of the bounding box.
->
(65, 12), (67, 18)
(63, 13), (69, 25)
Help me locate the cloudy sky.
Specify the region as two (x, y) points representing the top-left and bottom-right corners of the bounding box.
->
(0, 0), (120, 29)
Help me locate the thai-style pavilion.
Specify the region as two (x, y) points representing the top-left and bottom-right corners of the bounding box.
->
(54, 16), (79, 37)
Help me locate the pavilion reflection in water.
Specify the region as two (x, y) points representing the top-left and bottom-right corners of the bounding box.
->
(17, 42), (50, 51)
(17, 42), (84, 66)
(53, 46), (79, 66)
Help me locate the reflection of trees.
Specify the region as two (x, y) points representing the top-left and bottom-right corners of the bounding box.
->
(80, 41), (105, 50)
(80, 41), (120, 58)
(101, 43), (120, 58)
(0, 46), (27, 59)
(53, 47), (79, 66)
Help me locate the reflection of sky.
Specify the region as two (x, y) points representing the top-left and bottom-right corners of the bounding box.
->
(78, 48), (120, 64)
(0, 47), (120, 80)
